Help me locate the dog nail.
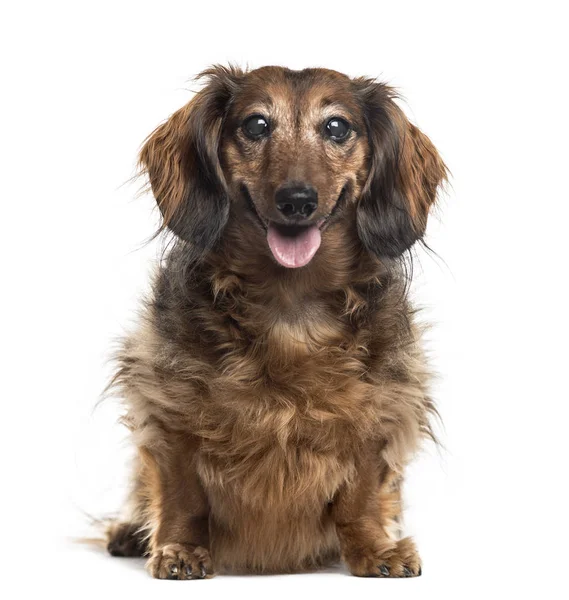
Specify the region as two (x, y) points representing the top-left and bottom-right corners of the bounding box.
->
(403, 566), (412, 577)
(379, 564), (390, 576)
(418, 567), (422, 576)
(200, 563), (207, 578)
(185, 565), (193, 577)
(169, 564), (179, 575)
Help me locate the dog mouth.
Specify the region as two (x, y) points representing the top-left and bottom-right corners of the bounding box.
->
(242, 185), (347, 269)
(266, 222), (324, 268)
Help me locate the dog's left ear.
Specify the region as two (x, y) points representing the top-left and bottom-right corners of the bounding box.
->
(139, 65), (242, 257)
(355, 81), (448, 258)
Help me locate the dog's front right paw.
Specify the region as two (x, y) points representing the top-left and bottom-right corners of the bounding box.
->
(147, 543), (214, 580)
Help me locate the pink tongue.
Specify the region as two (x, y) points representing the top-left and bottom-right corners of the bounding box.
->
(267, 224), (322, 268)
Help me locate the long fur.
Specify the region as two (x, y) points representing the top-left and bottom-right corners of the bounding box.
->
(105, 65), (447, 578)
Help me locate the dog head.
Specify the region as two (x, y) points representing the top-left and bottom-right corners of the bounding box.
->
(139, 65), (447, 268)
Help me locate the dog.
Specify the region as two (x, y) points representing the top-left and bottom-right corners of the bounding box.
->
(105, 65), (447, 578)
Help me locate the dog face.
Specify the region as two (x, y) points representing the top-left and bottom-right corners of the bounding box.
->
(139, 65), (446, 268)
(221, 68), (369, 268)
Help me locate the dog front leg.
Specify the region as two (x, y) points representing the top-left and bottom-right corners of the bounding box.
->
(140, 434), (214, 580)
(332, 445), (422, 578)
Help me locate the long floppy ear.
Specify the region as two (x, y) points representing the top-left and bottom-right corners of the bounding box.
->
(355, 81), (447, 258)
(139, 65), (243, 256)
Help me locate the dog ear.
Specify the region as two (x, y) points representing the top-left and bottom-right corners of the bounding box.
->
(139, 65), (243, 255)
(355, 81), (447, 258)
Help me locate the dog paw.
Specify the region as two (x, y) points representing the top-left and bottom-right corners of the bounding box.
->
(345, 537), (422, 578)
(106, 522), (147, 557)
(147, 543), (214, 580)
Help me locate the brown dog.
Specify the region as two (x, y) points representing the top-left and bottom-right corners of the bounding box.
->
(105, 65), (447, 578)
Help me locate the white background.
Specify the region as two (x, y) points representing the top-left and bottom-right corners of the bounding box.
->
(1, 1), (568, 598)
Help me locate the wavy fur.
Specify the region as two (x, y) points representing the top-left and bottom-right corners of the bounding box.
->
(106, 65), (447, 578)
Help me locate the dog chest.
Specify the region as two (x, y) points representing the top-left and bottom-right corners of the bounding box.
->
(194, 372), (377, 513)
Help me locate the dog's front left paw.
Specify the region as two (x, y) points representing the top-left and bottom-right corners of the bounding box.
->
(147, 543), (214, 580)
(344, 537), (422, 578)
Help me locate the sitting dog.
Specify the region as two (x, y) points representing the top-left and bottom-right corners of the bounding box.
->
(105, 65), (447, 578)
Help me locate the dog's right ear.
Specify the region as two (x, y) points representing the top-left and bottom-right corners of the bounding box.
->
(139, 65), (243, 254)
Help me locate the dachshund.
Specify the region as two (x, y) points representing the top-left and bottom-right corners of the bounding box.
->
(105, 65), (447, 578)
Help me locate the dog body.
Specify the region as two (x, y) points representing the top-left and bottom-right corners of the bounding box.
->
(106, 66), (446, 578)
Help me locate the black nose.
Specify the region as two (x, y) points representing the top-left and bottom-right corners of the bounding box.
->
(275, 185), (318, 219)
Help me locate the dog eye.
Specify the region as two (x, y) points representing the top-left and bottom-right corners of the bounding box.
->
(243, 115), (270, 139)
(325, 117), (351, 141)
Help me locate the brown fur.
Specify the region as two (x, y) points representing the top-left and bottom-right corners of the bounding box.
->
(105, 65), (447, 578)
